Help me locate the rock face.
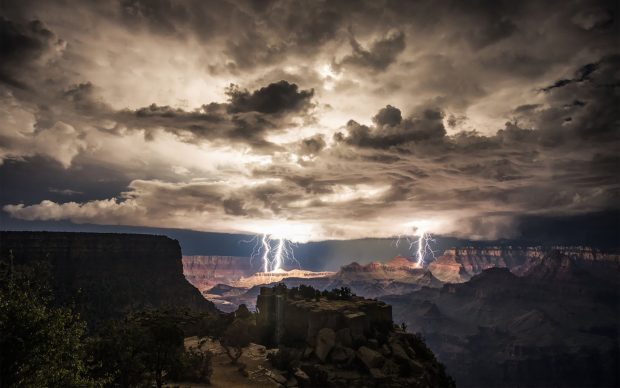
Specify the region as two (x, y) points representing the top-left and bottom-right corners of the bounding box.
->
(428, 245), (619, 283)
(330, 256), (443, 298)
(232, 269), (335, 288)
(257, 285), (455, 387)
(383, 250), (620, 387)
(315, 328), (336, 362)
(182, 255), (257, 292)
(256, 287), (393, 346)
(0, 231), (216, 325)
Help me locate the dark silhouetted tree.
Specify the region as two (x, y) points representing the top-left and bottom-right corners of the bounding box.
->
(0, 259), (98, 387)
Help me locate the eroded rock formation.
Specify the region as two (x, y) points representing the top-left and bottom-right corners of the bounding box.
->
(256, 285), (455, 387)
(330, 256), (443, 298)
(182, 255), (257, 292)
(428, 246), (619, 283)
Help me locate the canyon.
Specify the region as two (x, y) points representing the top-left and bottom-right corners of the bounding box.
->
(184, 245), (619, 387)
(383, 249), (620, 387)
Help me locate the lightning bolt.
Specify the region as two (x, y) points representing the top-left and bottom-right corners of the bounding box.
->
(261, 234), (271, 273)
(273, 237), (285, 272)
(394, 226), (437, 267)
(415, 231), (436, 266)
(246, 234), (300, 273)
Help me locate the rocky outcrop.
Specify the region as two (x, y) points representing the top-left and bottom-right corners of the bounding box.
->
(256, 286), (393, 346)
(257, 285), (455, 387)
(182, 255), (257, 292)
(0, 231), (216, 325)
(331, 257), (443, 298)
(426, 253), (471, 283)
(428, 246), (620, 283)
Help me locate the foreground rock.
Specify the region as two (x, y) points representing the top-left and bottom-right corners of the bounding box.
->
(256, 285), (454, 387)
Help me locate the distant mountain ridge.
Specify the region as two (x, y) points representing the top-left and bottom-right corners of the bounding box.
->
(428, 245), (619, 283)
(186, 246), (619, 311)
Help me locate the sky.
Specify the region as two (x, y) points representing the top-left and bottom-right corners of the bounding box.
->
(0, 0), (618, 244)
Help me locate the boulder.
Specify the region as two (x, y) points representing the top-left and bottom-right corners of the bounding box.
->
(356, 346), (386, 370)
(369, 368), (386, 379)
(336, 328), (353, 347)
(367, 338), (379, 349)
(293, 368), (310, 384)
(390, 342), (410, 362)
(381, 359), (401, 376)
(264, 368), (287, 385)
(315, 328), (336, 362)
(286, 376), (298, 387)
(408, 359), (425, 375)
(330, 346), (355, 365)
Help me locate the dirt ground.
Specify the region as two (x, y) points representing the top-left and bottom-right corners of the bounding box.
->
(165, 337), (282, 388)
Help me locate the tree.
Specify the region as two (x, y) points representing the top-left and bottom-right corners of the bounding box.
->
(89, 310), (189, 388)
(221, 319), (253, 364)
(178, 347), (213, 385)
(87, 318), (150, 386)
(219, 305), (255, 365)
(0, 259), (98, 387)
(137, 311), (186, 388)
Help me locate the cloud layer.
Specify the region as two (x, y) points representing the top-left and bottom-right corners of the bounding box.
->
(1, 0), (618, 242)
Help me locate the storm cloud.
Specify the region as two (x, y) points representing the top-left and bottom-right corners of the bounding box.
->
(1, 0), (618, 242)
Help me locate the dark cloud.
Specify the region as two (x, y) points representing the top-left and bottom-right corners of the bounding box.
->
(299, 134), (326, 156)
(115, 80), (315, 149)
(466, 16), (517, 49)
(524, 56), (620, 145)
(541, 62), (599, 92)
(226, 80), (314, 114)
(1, 0), (619, 243)
(336, 106), (446, 149)
(571, 6), (614, 30)
(119, 0), (192, 37)
(339, 30), (406, 72)
(222, 197), (249, 216)
(0, 17), (65, 88)
(0, 156), (130, 206)
(373, 105), (402, 127)
(123, 102), (272, 148)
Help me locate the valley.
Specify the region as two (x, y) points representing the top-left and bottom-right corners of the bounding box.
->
(184, 246), (620, 387)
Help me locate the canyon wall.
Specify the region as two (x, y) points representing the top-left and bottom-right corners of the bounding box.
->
(428, 246), (620, 283)
(182, 255), (258, 292)
(0, 231), (216, 325)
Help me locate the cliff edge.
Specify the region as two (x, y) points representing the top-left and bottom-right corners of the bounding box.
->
(0, 231), (216, 325)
